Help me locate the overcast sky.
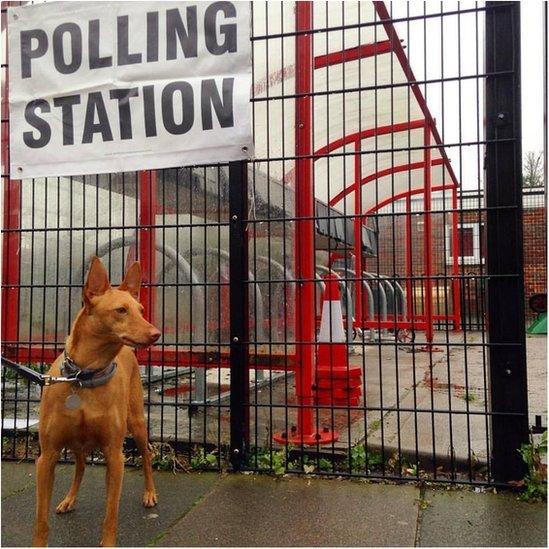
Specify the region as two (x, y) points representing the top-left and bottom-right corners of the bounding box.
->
(2, 1), (545, 190)
(389, 1), (545, 190)
(520, 1), (546, 156)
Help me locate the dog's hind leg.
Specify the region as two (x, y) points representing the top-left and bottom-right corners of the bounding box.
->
(32, 449), (60, 547)
(56, 451), (86, 513)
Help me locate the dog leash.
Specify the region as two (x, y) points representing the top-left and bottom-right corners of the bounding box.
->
(1, 353), (117, 388)
(1, 356), (80, 387)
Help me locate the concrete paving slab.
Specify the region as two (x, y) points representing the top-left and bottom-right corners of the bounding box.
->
(1, 462), (219, 547)
(159, 474), (420, 547)
(419, 489), (547, 547)
(1, 461), (36, 499)
(4, 335), (545, 476)
(526, 334), (547, 426)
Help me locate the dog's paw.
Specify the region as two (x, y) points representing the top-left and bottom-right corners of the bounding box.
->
(55, 496), (76, 514)
(142, 490), (158, 508)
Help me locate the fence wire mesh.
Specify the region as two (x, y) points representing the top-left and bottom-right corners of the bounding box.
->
(1, 1), (545, 485)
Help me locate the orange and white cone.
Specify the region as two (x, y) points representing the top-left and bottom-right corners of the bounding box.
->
(315, 273), (362, 406)
(317, 273), (347, 368)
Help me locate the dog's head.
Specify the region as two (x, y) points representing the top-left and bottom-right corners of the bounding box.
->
(82, 257), (161, 349)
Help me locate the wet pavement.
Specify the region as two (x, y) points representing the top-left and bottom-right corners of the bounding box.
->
(1, 462), (546, 547)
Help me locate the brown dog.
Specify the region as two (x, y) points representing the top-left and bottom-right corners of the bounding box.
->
(33, 257), (161, 547)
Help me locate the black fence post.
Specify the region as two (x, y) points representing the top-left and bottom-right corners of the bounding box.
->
(229, 160), (249, 470)
(485, 1), (529, 482)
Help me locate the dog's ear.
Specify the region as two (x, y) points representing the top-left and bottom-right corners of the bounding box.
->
(83, 257), (110, 310)
(119, 261), (141, 300)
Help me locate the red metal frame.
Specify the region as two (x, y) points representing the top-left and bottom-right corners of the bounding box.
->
(285, 0), (334, 445)
(364, 182), (454, 214)
(316, 119), (426, 159)
(353, 140), (364, 328)
(138, 170), (157, 325)
(373, 1), (460, 189)
(1, 7), (20, 355)
(7, 345), (297, 371)
(269, 2), (462, 377)
(329, 156), (445, 207)
(314, 40), (393, 69)
(0, 2), (464, 421)
(405, 195), (414, 324)
(423, 124), (434, 344)
(451, 187), (462, 330)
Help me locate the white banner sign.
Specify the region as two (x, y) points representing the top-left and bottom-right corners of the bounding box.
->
(8, 1), (253, 179)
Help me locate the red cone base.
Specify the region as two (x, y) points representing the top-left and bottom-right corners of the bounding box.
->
(315, 363), (363, 407)
(315, 386), (362, 400)
(316, 397), (361, 407)
(273, 429), (339, 445)
(316, 377), (361, 389)
(316, 365), (362, 379)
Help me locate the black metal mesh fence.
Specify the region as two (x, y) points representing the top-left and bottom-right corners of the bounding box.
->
(1, 1), (543, 486)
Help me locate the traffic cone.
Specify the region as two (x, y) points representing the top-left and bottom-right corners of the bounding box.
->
(317, 273), (347, 368)
(315, 273), (362, 407)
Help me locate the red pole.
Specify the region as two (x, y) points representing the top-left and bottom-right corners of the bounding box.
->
(277, 1), (337, 445)
(423, 126), (434, 344)
(139, 170), (157, 327)
(405, 194), (413, 320)
(1, 9), (21, 357)
(451, 187), (461, 330)
(294, 0), (315, 440)
(353, 140), (363, 329)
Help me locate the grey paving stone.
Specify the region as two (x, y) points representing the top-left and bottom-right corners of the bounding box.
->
(160, 475), (420, 547)
(1, 462), (219, 547)
(1, 461), (36, 499)
(419, 489), (547, 547)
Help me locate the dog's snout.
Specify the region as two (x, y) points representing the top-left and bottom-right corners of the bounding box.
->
(148, 328), (161, 343)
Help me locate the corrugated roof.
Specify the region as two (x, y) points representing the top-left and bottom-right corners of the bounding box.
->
(252, 1), (458, 216)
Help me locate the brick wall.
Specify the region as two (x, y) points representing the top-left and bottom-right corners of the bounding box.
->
(365, 190), (546, 327)
(523, 205), (547, 318)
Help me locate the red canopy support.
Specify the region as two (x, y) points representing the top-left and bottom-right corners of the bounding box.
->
(405, 195), (413, 321)
(314, 40), (393, 69)
(290, 0), (317, 443)
(423, 126), (434, 344)
(353, 140), (364, 327)
(451, 187), (462, 330)
(329, 155), (443, 208)
(317, 119), (426, 160)
(139, 170), (157, 327)
(1, 13), (20, 355)
(275, 0), (337, 446)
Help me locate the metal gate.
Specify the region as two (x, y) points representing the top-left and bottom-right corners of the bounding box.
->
(1, 1), (539, 486)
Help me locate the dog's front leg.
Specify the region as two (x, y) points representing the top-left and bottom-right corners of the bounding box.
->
(33, 450), (59, 546)
(56, 451), (86, 513)
(101, 448), (125, 547)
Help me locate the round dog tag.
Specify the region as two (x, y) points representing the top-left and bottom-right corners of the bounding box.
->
(65, 393), (82, 410)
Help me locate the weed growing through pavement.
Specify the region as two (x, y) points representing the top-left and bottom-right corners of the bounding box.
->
(516, 430), (547, 502)
(350, 444), (384, 472)
(189, 447), (219, 470)
(147, 442), (190, 473)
